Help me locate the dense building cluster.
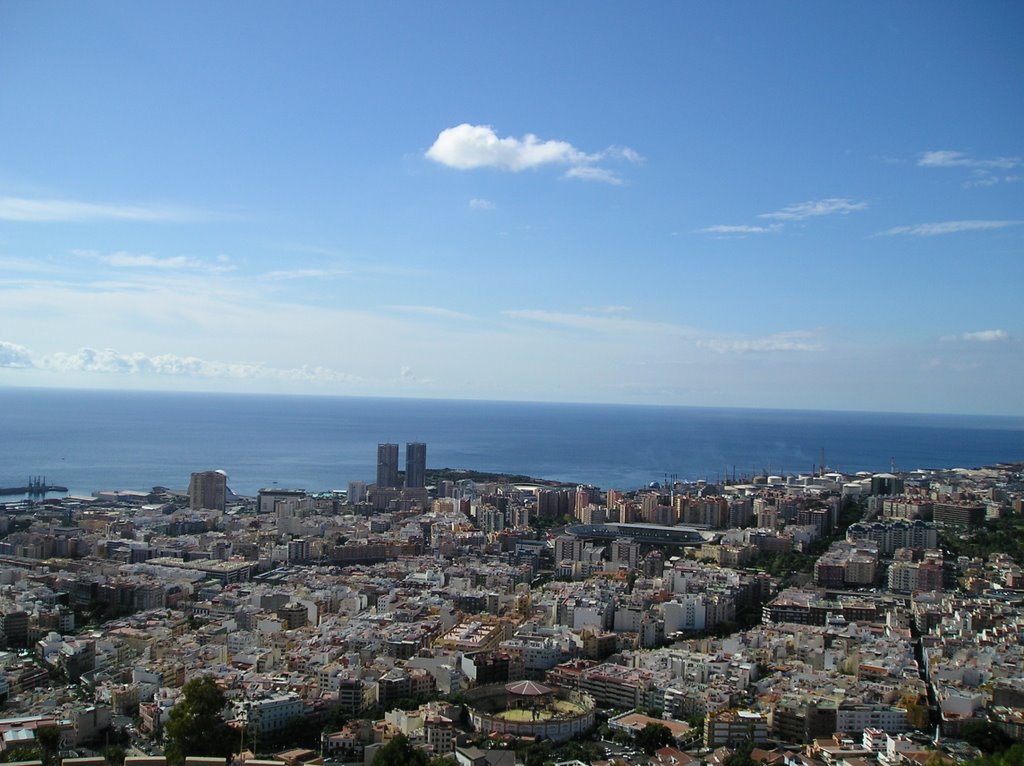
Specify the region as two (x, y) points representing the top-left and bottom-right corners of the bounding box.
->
(0, 450), (1022, 766)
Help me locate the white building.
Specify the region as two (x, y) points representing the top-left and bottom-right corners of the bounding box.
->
(236, 692), (304, 735)
(663, 595), (707, 633)
(887, 562), (919, 593)
(836, 704), (910, 735)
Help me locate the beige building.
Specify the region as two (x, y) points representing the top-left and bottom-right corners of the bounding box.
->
(434, 619), (507, 652)
(704, 709), (770, 748)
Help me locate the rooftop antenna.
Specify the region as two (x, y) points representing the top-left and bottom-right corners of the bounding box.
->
(891, 456), (896, 473)
(820, 448), (826, 476)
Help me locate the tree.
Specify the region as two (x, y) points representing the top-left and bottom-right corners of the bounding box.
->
(518, 740), (553, 766)
(969, 743), (1024, 766)
(36, 725), (62, 766)
(260, 715), (320, 751)
(1, 744), (43, 763)
(688, 714), (705, 743)
(323, 704), (351, 732)
(635, 722), (674, 755)
(724, 741), (756, 766)
(960, 721), (1015, 756)
(612, 729), (633, 745)
(900, 694), (931, 730)
(102, 744), (127, 766)
(371, 735), (429, 766)
(164, 676), (233, 766)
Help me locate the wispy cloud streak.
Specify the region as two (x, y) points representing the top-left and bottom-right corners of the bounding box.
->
(383, 305), (475, 321)
(698, 330), (824, 353)
(918, 150), (1023, 188)
(0, 196), (216, 223)
(942, 329), (1009, 343)
(759, 198), (868, 221)
(504, 309), (692, 336)
(699, 198), (866, 236)
(0, 340), (361, 383)
(918, 150), (1021, 170)
(876, 220), (1020, 237)
(697, 224), (782, 235)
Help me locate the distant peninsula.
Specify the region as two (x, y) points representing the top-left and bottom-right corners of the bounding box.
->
(423, 467), (569, 487)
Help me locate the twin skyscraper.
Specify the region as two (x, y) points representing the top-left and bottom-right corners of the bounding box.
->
(376, 442), (426, 489)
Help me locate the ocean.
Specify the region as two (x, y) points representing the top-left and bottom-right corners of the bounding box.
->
(0, 387), (1022, 498)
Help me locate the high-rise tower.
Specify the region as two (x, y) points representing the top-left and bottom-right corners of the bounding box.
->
(376, 443), (399, 488)
(188, 470), (227, 511)
(405, 442), (427, 489)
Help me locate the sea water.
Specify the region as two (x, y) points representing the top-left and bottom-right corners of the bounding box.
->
(0, 387), (1021, 497)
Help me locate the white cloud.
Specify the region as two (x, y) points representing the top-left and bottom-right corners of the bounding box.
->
(698, 223), (782, 235)
(0, 257), (59, 273)
(964, 175), (1001, 189)
(584, 305), (631, 314)
(942, 329), (1009, 343)
(918, 150), (1023, 188)
(918, 150), (971, 168)
(105, 252), (228, 271)
(427, 124), (586, 171)
(0, 277), (482, 397)
(917, 150), (1021, 170)
(504, 309), (693, 336)
(383, 305), (474, 321)
(469, 198), (495, 210)
(563, 165), (623, 185)
(398, 365), (432, 384)
(73, 249), (236, 274)
(697, 331), (824, 354)
(0, 340), (33, 367)
(261, 268), (350, 280)
(101, 252), (199, 269)
(612, 146), (644, 164)
(925, 357), (981, 372)
(759, 198), (868, 221)
(962, 329), (1008, 342)
(425, 123), (639, 183)
(0, 196), (215, 223)
(876, 220), (1020, 237)
(699, 199), (865, 236)
(37, 346), (359, 383)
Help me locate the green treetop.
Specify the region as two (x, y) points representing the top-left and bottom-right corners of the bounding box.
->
(164, 676), (234, 766)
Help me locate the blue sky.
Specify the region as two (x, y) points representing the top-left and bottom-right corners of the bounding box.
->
(1, 2), (1022, 414)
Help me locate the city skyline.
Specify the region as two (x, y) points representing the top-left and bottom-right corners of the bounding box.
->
(1, 3), (1022, 415)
